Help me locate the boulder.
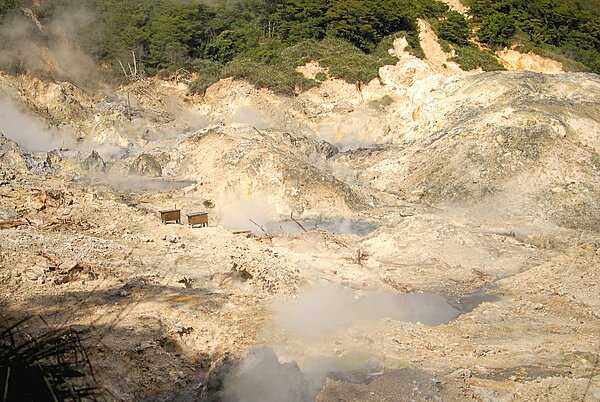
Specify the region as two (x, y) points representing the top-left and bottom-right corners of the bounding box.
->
(0, 131), (29, 173)
(129, 154), (162, 177)
(83, 150), (107, 173)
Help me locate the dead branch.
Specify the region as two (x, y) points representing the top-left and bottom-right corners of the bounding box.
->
(351, 248), (369, 266)
(0, 218), (30, 230)
(126, 92), (132, 120)
(131, 50), (138, 77)
(249, 219), (272, 239)
(232, 230), (252, 235)
(118, 51), (141, 81)
(290, 212), (308, 233)
(118, 60), (128, 77)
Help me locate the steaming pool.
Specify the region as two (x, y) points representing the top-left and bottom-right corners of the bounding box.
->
(274, 286), (501, 339)
(264, 217), (380, 236)
(81, 176), (197, 192)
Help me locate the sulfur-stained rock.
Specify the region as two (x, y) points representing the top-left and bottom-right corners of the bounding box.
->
(0, 131), (29, 174)
(130, 153), (162, 177)
(83, 150), (107, 173)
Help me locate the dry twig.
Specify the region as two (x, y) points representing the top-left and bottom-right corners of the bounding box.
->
(290, 212), (308, 233)
(249, 219), (272, 239)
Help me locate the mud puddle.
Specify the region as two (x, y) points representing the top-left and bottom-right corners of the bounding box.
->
(80, 176), (196, 192)
(447, 288), (501, 314)
(319, 367), (447, 402)
(476, 365), (569, 382)
(274, 286), (500, 338)
(265, 218), (379, 236)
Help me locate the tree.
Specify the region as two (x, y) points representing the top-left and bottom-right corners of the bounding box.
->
(0, 0), (20, 18)
(274, 0), (331, 43)
(436, 10), (470, 45)
(206, 27), (261, 63)
(326, 0), (378, 51)
(145, 2), (196, 70)
(477, 13), (516, 47)
(94, 0), (153, 65)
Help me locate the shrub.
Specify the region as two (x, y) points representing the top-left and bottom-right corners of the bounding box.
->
(0, 0), (20, 18)
(222, 58), (317, 95)
(189, 59), (223, 94)
(205, 26), (261, 63)
(281, 37), (395, 84)
(315, 71), (327, 81)
(317, 37), (392, 83)
(451, 45), (505, 71)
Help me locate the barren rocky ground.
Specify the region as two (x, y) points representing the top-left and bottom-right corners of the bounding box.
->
(1, 36), (599, 402)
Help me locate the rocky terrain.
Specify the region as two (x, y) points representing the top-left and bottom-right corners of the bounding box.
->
(1, 32), (599, 402)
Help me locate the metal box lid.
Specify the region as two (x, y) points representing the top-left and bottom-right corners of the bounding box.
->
(187, 211), (208, 217)
(160, 209), (181, 214)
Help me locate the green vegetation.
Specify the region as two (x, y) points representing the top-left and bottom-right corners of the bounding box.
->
(0, 0), (20, 17)
(465, 0), (600, 74)
(4, 0), (600, 93)
(435, 10), (470, 45)
(451, 45), (505, 71)
(19, 0), (452, 93)
(432, 9), (505, 71)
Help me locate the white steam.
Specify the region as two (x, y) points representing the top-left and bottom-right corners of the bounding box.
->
(223, 348), (312, 402)
(273, 285), (459, 341)
(316, 108), (391, 150)
(0, 96), (74, 152)
(307, 151), (359, 186)
(0, 6), (101, 86)
(216, 192), (282, 234)
(222, 285), (460, 401)
(222, 347), (384, 402)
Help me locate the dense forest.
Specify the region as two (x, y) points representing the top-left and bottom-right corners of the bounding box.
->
(466, 0), (600, 73)
(1, 0), (599, 94)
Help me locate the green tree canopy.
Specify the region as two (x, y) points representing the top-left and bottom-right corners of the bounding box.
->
(436, 10), (471, 45)
(0, 0), (20, 18)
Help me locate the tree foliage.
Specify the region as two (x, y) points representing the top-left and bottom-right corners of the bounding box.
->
(0, 0), (20, 18)
(27, 0), (452, 89)
(466, 0), (600, 73)
(14, 0), (600, 91)
(435, 10), (471, 45)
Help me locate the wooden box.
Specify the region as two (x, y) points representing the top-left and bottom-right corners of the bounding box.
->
(187, 212), (208, 228)
(160, 209), (181, 224)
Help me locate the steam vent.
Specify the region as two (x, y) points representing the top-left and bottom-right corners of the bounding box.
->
(1, 0), (600, 401)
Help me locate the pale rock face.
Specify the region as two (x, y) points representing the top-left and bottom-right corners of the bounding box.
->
(417, 19), (465, 75)
(296, 61), (327, 80)
(440, 0), (468, 13)
(0, 131), (29, 173)
(130, 153), (162, 177)
(1, 25), (600, 402)
(82, 150), (107, 173)
(497, 49), (564, 74)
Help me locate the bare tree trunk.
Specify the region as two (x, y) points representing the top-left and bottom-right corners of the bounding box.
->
(131, 50), (138, 78)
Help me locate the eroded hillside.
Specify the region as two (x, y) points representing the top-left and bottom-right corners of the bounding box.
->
(1, 33), (599, 402)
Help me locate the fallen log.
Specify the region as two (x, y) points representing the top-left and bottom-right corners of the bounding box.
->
(0, 218), (30, 229)
(290, 212), (308, 233)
